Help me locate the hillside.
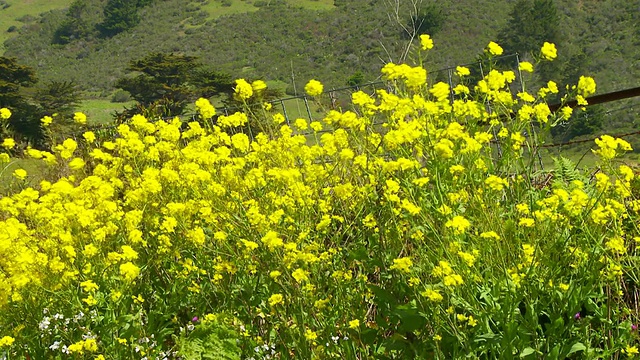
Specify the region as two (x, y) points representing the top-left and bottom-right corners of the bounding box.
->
(1, 0), (638, 124)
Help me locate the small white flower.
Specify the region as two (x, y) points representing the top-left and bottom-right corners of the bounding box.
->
(39, 317), (51, 330)
(49, 341), (61, 351)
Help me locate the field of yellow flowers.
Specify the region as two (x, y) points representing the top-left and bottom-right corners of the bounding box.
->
(1, 39), (639, 359)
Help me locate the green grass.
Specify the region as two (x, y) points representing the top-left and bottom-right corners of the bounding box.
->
(0, 157), (49, 194)
(78, 99), (136, 125)
(0, 0), (72, 55)
(198, 0), (260, 20)
(288, 0), (334, 10)
(192, 0), (333, 26)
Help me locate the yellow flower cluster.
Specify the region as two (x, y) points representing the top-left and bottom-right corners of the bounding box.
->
(0, 40), (637, 358)
(304, 79), (324, 96)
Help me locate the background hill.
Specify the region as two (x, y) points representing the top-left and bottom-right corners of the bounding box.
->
(0, 0), (638, 128)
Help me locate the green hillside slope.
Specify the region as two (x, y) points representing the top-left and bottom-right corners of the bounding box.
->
(2, 0), (638, 110)
(0, 0), (72, 53)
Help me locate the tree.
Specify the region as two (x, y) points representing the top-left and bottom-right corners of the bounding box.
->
(0, 57), (37, 106)
(115, 53), (234, 121)
(99, 0), (142, 37)
(53, 0), (95, 44)
(498, 0), (559, 56)
(551, 106), (604, 142)
(190, 69), (234, 100)
(0, 57), (44, 145)
(34, 81), (82, 117)
(384, 0), (447, 63)
(411, 3), (446, 38)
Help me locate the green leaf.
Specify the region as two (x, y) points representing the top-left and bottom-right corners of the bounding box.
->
(520, 347), (536, 358)
(567, 342), (586, 355)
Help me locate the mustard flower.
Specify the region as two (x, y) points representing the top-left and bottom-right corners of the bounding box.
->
(421, 289), (443, 302)
(304, 329), (318, 341)
(80, 280), (99, 292)
(195, 98), (216, 119)
(251, 80), (267, 92)
(517, 92), (535, 103)
(534, 103), (551, 123)
(268, 293), (284, 307)
(305, 79), (324, 96)
(519, 218), (535, 227)
(456, 66), (470, 77)
(593, 135), (632, 160)
(234, 79), (253, 100)
(443, 274), (464, 286)
(82, 295), (98, 306)
(605, 236), (626, 255)
(445, 216), (471, 234)
(1, 138), (15, 149)
(486, 41), (504, 56)
(83, 131), (96, 143)
(81, 244), (98, 257)
(518, 61), (534, 73)
(119, 262), (141, 281)
(121, 245), (139, 260)
(400, 199), (421, 215)
(0, 336), (15, 347)
(540, 42), (557, 61)
(68, 342), (85, 354)
(430, 82), (450, 102)
(624, 345), (639, 356)
(577, 76), (596, 97)
(348, 319), (360, 329)
(74, 112), (87, 124)
(389, 256), (413, 273)
(69, 157), (85, 170)
(559, 106), (573, 120)
(0, 107), (11, 120)
(480, 231), (500, 240)
(294, 118), (308, 131)
(291, 268), (309, 283)
(231, 133), (250, 152)
(261, 231), (284, 249)
(420, 34), (434, 50)
(458, 251), (477, 266)
(13, 168), (27, 180)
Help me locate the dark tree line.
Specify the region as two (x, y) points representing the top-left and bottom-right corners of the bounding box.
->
(54, 0), (155, 44)
(0, 57), (82, 146)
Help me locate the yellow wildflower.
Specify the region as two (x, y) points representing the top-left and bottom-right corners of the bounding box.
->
(234, 79), (253, 100)
(74, 112), (87, 124)
(268, 293), (284, 307)
(486, 41), (503, 56)
(0, 108), (11, 120)
(420, 34), (434, 50)
(389, 257), (413, 273)
(540, 42), (557, 61)
(305, 79), (324, 96)
(519, 61), (533, 73)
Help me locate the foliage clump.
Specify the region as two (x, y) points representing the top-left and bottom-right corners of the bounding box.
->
(0, 40), (639, 359)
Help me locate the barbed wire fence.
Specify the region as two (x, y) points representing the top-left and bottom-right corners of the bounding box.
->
(83, 55), (640, 169)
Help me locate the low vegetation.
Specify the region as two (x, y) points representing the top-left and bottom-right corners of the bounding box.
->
(1, 40), (639, 359)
